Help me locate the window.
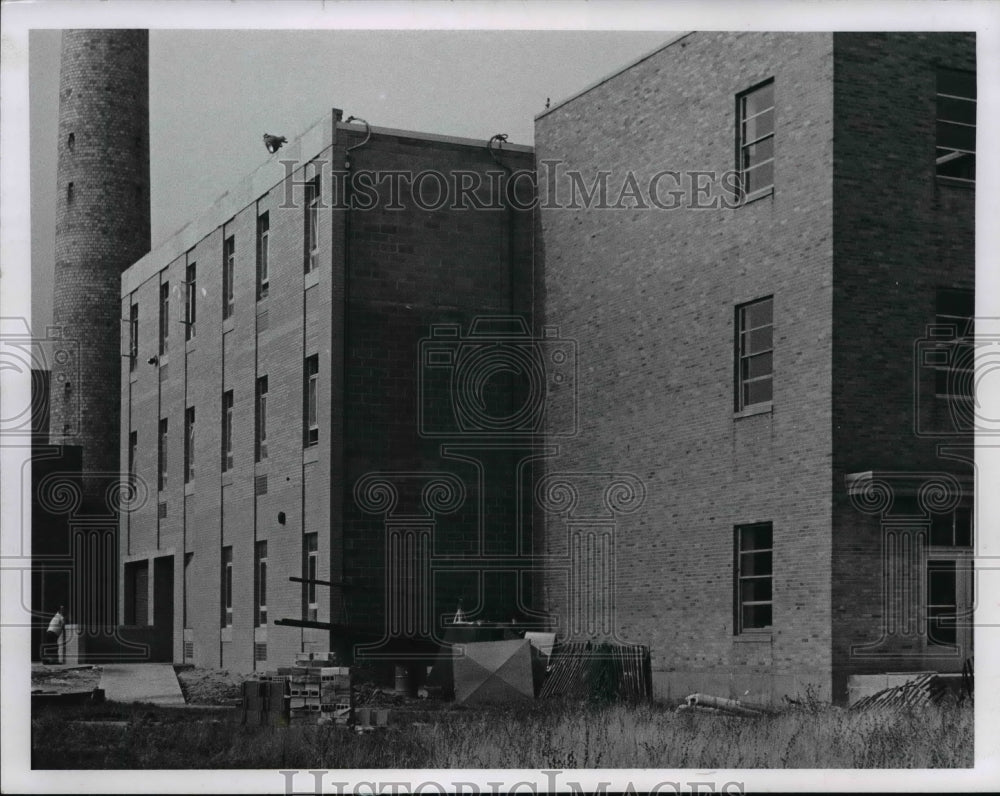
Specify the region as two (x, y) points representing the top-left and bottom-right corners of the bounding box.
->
(128, 303), (138, 371)
(185, 263), (197, 340)
(735, 522), (773, 632)
(128, 430), (137, 481)
(222, 390), (234, 471)
(737, 80), (775, 199)
(255, 540), (268, 627)
(184, 406), (195, 484)
(305, 355), (319, 446)
(223, 235), (235, 320)
(926, 559), (958, 646)
(735, 296), (773, 412)
(304, 177), (320, 274)
(930, 506), (973, 548)
(304, 533), (318, 622)
(159, 282), (170, 355)
(158, 417), (168, 491)
(183, 552), (193, 630)
(932, 288), (974, 400)
(256, 376), (268, 461)
(936, 68), (976, 183)
(257, 212), (270, 299)
(221, 546), (233, 627)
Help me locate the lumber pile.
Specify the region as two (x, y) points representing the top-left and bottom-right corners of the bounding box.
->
(538, 641), (652, 701)
(850, 673), (949, 712)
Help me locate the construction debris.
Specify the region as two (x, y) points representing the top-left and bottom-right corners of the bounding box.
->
(538, 641), (652, 702)
(850, 673), (950, 712)
(677, 693), (767, 718)
(243, 652), (354, 727)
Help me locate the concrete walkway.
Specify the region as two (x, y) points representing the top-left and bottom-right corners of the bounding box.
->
(99, 663), (186, 705)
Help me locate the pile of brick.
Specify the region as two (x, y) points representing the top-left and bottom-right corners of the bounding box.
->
(242, 651), (353, 727)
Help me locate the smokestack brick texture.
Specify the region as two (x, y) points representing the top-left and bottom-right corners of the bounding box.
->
(51, 29), (150, 496)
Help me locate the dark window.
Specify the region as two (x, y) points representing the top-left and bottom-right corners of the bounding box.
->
(304, 177), (320, 274)
(932, 288), (974, 400)
(222, 390), (234, 472)
(304, 533), (318, 622)
(927, 559), (957, 645)
(257, 212), (270, 299)
(255, 541), (268, 627)
(184, 406), (195, 484)
(256, 376), (268, 462)
(735, 522), (773, 633)
(159, 282), (170, 355)
(737, 80), (775, 199)
(158, 417), (168, 492)
(128, 430), (137, 481)
(223, 235), (235, 320)
(222, 546), (233, 627)
(735, 296), (774, 411)
(128, 303), (138, 371)
(185, 263), (197, 340)
(930, 507), (973, 548)
(937, 68), (976, 183)
(183, 552), (193, 629)
(305, 355), (319, 446)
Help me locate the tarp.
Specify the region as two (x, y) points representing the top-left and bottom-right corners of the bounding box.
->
(452, 638), (534, 705)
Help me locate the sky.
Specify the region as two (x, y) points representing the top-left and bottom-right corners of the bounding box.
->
(27, 26), (671, 332)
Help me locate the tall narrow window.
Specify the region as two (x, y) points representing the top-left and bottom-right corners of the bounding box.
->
(304, 177), (320, 274)
(159, 282), (170, 355)
(255, 376), (268, 461)
(255, 540), (268, 627)
(257, 212), (270, 299)
(221, 546), (233, 627)
(932, 288), (974, 401)
(305, 355), (319, 446)
(936, 68), (976, 183)
(128, 303), (139, 371)
(223, 235), (235, 320)
(222, 390), (234, 471)
(304, 533), (318, 622)
(185, 262), (197, 340)
(184, 406), (195, 484)
(927, 559), (958, 646)
(158, 418), (168, 492)
(735, 296), (774, 412)
(737, 80), (775, 200)
(183, 552), (193, 630)
(128, 430), (138, 482)
(735, 522), (773, 633)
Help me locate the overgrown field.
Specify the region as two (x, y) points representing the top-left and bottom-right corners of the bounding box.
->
(31, 699), (972, 769)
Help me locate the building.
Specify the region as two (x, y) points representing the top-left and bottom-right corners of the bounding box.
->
(535, 31), (975, 704)
(118, 112), (537, 670)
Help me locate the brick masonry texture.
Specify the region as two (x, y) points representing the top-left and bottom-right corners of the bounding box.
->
(121, 121), (535, 672)
(536, 31), (974, 704)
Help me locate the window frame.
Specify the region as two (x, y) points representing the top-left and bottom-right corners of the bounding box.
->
(128, 430), (137, 482)
(255, 540), (268, 627)
(734, 296), (774, 413)
(185, 262), (197, 341)
(184, 406), (195, 484)
(304, 177), (320, 274)
(304, 533), (318, 622)
(734, 521), (773, 634)
(158, 282), (170, 355)
(158, 417), (168, 492)
(221, 546), (233, 628)
(932, 288), (974, 402)
(128, 303), (139, 371)
(223, 235), (235, 320)
(257, 211), (270, 300)
(936, 67), (976, 185)
(255, 376), (268, 462)
(221, 390), (234, 472)
(736, 79), (776, 202)
(305, 354), (319, 447)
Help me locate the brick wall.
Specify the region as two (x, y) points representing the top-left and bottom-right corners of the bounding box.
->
(536, 31), (837, 702)
(830, 33), (975, 701)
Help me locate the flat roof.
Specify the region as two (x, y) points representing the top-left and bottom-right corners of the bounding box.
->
(535, 32), (693, 121)
(122, 113), (532, 294)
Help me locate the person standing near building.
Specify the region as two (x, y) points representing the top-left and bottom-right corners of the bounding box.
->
(43, 606), (65, 665)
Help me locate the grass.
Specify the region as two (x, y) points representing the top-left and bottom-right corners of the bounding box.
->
(31, 699), (973, 769)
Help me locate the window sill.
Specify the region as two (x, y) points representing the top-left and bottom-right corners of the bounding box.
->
(129, 369), (138, 384)
(734, 631), (773, 643)
(185, 337), (196, 354)
(303, 446), (320, 464)
(305, 270), (319, 289)
(157, 352), (170, 367)
(223, 316), (235, 334)
(184, 481), (195, 496)
(734, 402), (772, 420)
(221, 627), (233, 643)
(222, 471), (234, 487)
(737, 186), (773, 206)
(257, 291), (270, 305)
